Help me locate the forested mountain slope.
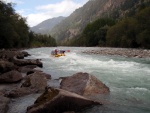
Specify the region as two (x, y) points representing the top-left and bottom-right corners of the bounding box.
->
(49, 0), (126, 42)
(49, 0), (150, 44)
(68, 0), (150, 48)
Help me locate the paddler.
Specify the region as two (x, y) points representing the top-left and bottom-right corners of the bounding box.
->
(55, 49), (58, 55)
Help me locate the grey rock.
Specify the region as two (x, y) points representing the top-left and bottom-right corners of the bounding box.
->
(60, 72), (109, 96)
(0, 71), (22, 83)
(0, 95), (10, 113)
(26, 88), (101, 113)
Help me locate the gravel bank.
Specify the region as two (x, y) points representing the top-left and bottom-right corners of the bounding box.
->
(83, 47), (150, 58)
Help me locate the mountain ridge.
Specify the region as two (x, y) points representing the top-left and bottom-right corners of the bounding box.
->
(31, 0), (148, 44)
(30, 16), (65, 34)
(49, 0), (126, 42)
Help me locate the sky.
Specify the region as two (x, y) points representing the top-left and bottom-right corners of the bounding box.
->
(3, 0), (89, 27)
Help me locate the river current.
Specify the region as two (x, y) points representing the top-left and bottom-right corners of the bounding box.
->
(8, 47), (150, 113)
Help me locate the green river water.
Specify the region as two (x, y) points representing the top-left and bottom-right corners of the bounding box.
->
(8, 47), (150, 113)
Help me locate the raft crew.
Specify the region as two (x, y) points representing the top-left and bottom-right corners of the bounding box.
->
(51, 49), (66, 57)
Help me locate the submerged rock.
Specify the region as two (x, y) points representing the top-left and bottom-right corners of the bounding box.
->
(60, 72), (109, 96)
(27, 87), (101, 113)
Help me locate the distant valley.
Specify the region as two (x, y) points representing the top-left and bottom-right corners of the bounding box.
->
(30, 0), (150, 49)
(31, 0), (127, 42)
(30, 16), (65, 34)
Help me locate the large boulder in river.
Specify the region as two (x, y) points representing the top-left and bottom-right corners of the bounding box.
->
(0, 60), (16, 74)
(27, 87), (101, 113)
(0, 70), (22, 83)
(21, 71), (50, 91)
(60, 72), (109, 96)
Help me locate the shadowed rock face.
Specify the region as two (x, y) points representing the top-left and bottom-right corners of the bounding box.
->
(0, 95), (10, 113)
(0, 70), (22, 83)
(60, 72), (110, 96)
(4, 87), (38, 98)
(27, 88), (101, 113)
(0, 61), (16, 74)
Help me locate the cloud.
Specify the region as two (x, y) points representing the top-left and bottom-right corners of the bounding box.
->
(3, 0), (89, 27)
(36, 0), (81, 15)
(26, 13), (52, 27)
(25, 0), (88, 27)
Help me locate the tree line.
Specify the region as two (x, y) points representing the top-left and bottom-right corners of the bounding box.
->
(66, 1), (150, 49)
(0, 1), (56, 49)
(107, 7), (150, 48)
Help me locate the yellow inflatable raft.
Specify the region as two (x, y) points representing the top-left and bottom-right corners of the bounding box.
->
(51, 49), (66, 57)
(52, 53), (65, 57)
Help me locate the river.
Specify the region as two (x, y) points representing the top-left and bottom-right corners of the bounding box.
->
(8, 47), (150, 113)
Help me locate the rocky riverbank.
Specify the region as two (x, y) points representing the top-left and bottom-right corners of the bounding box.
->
(0, 49), (109, 113)
(83, 47), (150, 58)
(0, 49), (46, 113)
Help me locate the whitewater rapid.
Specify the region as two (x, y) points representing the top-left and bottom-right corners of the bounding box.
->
(8, 47), (150, 113)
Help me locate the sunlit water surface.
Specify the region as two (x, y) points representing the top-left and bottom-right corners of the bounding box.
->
(8, 47), (150, 113)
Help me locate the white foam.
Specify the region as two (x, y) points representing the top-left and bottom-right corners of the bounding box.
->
(28, 51), (50, 59)
(61, 52), (140, 70)
(28, 49), (150, 78)
(129, 87), (149, 92)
